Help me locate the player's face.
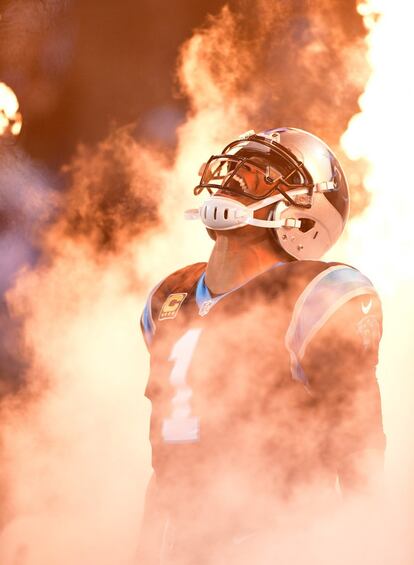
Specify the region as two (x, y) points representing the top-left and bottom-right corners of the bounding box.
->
(208, 158), (286, 243)
(202, 155), (282, 201)
(233, 162), (270, 196)
(215, 161), (275, 201)
(212, 166), (280, 242)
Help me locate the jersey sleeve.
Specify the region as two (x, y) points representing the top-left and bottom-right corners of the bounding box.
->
(139, 262), (207, 351)
(286, 264), (386, 477)
(285, 264), (380, 385)
(140, 280), (165, 351)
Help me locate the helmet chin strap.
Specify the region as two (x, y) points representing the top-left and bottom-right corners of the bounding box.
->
(185, 190), (307, 231)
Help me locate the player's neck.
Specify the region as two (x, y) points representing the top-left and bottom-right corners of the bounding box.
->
(205, 232), (282, 294)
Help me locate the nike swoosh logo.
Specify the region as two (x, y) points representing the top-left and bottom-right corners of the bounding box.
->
(361, 298), (372, 315)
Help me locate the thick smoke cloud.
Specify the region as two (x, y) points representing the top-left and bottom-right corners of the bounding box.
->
(55, 128), (165, 254)
(0, 145), (55, 401)
(1, 1), (401, 564)
(178, 0), (370, 214)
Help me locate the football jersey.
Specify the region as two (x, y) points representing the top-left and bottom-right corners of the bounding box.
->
(140, 260), (385, 537)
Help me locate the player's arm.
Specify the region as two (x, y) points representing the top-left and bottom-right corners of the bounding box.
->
(302, 292), (386, 495)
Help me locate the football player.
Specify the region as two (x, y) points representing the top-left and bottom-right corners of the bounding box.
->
(138, 128), (385, 565)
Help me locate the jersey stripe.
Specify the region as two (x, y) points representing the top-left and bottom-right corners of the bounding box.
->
(285, 265), (377, 385)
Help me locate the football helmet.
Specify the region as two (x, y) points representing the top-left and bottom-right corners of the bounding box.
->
(185, 127), (349, 260)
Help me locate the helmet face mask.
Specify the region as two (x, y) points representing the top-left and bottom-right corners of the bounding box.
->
(196, 155), (283, 200)
(186, 128), (350, 261)
(195, 135), (315, 206)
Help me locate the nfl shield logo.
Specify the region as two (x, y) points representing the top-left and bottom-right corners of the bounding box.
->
(199, 299), (214, 317)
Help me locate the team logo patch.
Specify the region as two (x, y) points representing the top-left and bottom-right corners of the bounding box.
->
(159, 293), (188, 321)
(357, 315), (381, 351)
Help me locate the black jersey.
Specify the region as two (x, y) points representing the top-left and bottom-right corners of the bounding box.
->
(140, 260), (385, 535)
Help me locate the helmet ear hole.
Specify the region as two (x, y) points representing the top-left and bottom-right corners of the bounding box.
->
(298, 218), (315, 233)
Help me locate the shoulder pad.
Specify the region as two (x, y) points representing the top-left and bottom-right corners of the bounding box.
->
(140, 262), (206, 348)
(285, 264), (379, 384)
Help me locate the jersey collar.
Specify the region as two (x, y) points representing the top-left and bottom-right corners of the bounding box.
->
(195, 262), (284, 317)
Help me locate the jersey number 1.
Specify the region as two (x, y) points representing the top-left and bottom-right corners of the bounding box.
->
(162, 328), (202, 443)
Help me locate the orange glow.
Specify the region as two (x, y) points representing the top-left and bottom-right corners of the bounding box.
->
(0, 2), (413, 563)
(336, 0), (414, 537)
(0, 82), (23, 137)
(339, 0), (412, 283)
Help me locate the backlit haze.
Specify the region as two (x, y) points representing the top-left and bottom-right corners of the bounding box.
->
(0, 0), (412, 563)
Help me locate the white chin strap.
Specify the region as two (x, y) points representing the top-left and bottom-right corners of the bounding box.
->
(184, 193), (306, 230)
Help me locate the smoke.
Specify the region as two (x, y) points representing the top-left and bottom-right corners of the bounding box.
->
(335, 4), (414, 563)
(54, 127), (165, 254)
(0, 145), (55, 403)
(177, 0), (370, 214)
(1, 1), (406, 564)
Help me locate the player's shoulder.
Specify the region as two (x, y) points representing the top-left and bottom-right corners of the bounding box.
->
(287, 259), (379, 295)
(259, 259), (378, 302)
(152, 262), (207, 300)
(290, 259), (381, 318)
(140, 263), (206, 349)
(285, 261), (382, 384)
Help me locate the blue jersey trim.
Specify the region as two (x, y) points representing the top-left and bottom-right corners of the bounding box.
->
(285, 266), (377, 385)
(195, 272), (213, 305)
(141, 302), (154, 345)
